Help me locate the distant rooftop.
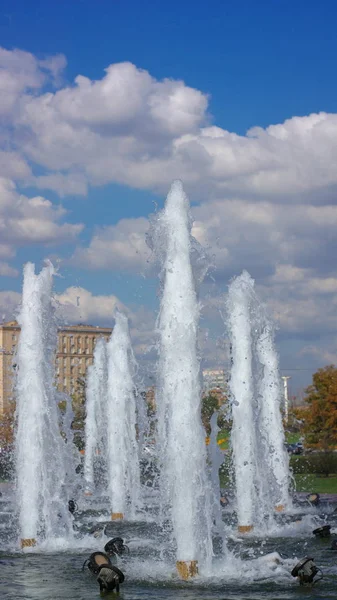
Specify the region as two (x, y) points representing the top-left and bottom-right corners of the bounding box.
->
(0, 320), (112, 333)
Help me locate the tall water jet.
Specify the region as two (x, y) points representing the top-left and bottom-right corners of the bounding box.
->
(226, 271), (291, 531)
(84, 338), (108, 496)
(150, 180), (213, 578)
(227, 271), (256, 533)
(106, 310), (140, 520)
(15, 262), (71, 547)
(256, 320), (290, 512)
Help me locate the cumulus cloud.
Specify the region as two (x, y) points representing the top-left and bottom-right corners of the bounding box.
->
(0, 47), (66, 117)
(71, 217), (151, 272)
(56, 286), (128, 324)
(0, 46), (336, 207)
(0, 177), (83, 272)
(0, 290), (21, 322)
(1, 47), (337, 388)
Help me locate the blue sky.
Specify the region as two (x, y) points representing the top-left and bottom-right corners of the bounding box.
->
(1, 0), (337, 395)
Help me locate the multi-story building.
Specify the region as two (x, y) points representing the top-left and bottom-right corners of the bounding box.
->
(202, 368), (227, 392)
(0, 321), (112, 414)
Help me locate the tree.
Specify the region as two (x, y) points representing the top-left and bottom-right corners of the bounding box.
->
(71, 377), (86, 451)
(302, 365), (337, 450)
(201, 394), (220, 436)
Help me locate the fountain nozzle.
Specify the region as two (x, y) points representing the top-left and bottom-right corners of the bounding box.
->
(21, 538), (36, 549)
(291, 557), (322, 585)
(111, 512), (124, 520)
(176, 560), (198, 580)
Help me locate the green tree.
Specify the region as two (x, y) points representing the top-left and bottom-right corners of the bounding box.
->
(201, 394), (219, 436)
(71, 377), (86, 451)
(302, 365), (337, 450)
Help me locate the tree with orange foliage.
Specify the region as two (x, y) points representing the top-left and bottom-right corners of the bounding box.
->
(303, 365), (337, 450)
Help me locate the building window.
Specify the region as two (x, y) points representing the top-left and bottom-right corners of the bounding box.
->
(71, 346), (75, 354)
(12, 334), (17, 341)
(63, 377), (67, 386)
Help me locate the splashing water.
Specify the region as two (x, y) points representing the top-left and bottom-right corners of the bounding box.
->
(255, 318), (290, 512)
(226, 271), (290, 531)
(150, 180), (214, 569)
(227, 271), (257, 530)
(15, 262), (72, 543)
(106, 310), (141, 519)
(84, 338), (109, 494)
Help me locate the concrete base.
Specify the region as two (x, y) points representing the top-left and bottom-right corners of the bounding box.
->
(275, 504), (285, 512)
(176, 560), (198, 580)
(111, 512), (124, 521)
(238, 525), (253, 533)
(21, 538), (36, 549)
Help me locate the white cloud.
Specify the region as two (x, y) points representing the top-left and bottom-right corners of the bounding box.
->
(0, 261), (18, 277)
(71, 217), (151, 272)
(56, 286), (128, 324)
(0, 47), (337, 388)
(0, 47), (336, 206)
(0, 290), (21, 322)
(0, 177), (83, 272)
(0, 47), (66, 117)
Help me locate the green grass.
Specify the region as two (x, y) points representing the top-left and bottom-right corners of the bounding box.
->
(285, 432), (301, 444)
(294, 474), (337, 493)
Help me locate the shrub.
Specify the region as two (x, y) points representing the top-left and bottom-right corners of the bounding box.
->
(290, 453), (337, 477)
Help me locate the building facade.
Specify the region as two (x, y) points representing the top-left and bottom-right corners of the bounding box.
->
(0, 321), (112, 414)
(202, 368), (227, 392)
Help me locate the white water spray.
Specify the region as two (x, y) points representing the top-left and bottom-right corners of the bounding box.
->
(106, 310), (140, 519)
(227, 271), (256, 530)
(151, 180), (213, 569)
(256, 321), (290, 511)
(15, 262), (71, 544)
(84, 338), (108, 494)
(227, 271), (291, 530)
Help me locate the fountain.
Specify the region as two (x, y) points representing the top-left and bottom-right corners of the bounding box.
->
(226, 271), (290, 532)
(227, 271), (257, 533)
(2, 184), (335, 598)
(106, 309), (141, 520)
(256, 320), (291, 513)
(15, 262), (72, 547)
(150, 180), (214, 578)
(83, 338), (108, 496)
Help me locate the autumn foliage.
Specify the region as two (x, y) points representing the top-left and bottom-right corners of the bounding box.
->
(302, 365), (337, 450)
(0, 402), (15, 449)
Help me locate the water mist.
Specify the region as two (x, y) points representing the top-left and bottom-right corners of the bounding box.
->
(151, 180), (213, 577)
(226, 271), (290, 532)
(15, 262), (71, 547)
(106, 310), (141, 520)
(84, 338), (108, 495)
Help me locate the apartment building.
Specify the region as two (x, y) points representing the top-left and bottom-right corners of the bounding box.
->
(202, 368), (227, 392)
(0, 321), (112, 414)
